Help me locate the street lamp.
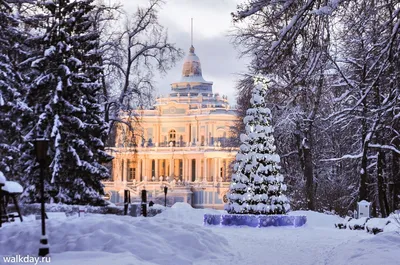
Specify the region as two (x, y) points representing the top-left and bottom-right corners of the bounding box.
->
(33, 138), (49, 257)
(164, 186), (168, 207)
(0, 172), (5, 228)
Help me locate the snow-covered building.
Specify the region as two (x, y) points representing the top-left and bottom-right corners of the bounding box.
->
(105, 45), (238, 209)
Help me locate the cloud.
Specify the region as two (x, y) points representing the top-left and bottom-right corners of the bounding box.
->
(115, 0), (249, 105)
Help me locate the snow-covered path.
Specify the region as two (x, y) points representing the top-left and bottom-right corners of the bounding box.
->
(0, 204), (399, 265)
(213, 225), (370, 265)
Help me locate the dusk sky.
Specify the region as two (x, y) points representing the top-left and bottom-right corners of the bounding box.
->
(117, 0), (250, 105)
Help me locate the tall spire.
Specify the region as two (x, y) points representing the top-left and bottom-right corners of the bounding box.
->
(190, 18), (194, 53)
(191, 18), (193, 47)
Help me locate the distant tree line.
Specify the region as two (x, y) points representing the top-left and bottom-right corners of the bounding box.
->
(232, 0), (400, 216)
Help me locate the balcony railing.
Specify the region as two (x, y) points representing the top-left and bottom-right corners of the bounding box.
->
(103, 178), (231, 190)
(111, 144), (238, 153)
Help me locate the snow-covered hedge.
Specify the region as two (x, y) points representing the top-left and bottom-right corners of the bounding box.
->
(335, 216), (353, 229)
(348, 217), (369, 230)
(21, 203), (166, 217)
(365, 218), (391, 234)
(21, 203), (123, 216)
(334, 213), (400, 235)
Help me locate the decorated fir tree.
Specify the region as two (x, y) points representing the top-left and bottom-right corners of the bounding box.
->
(225, 78), (290, 215)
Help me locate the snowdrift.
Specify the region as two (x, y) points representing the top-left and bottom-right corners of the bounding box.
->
(0, 206), (234, 265)
(0, 203), (399, 265)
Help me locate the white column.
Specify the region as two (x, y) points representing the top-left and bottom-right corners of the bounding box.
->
(172, 158), (175, 177)
(204, 158), (208, 182)
(163, 159), (166, 176)
(217, 158), (221, 182)
(196, 158), (200, 181)
(188, 159), (191, 181)
(154, 124), (158, 145)
(186, 158), (191, 181)
(169, 158), (173, 177)
(157, 124), (161, 144)
(211, 123), (214, 144)
(186, 123), (190, 145)
(182, 158), (186, 181)
(143, 157), (147, 180)
(205, 123), (209, 145)
(113, 159), (118, 181)
(122, 158), (127, 182)
(213, 158), (217, 183)
(192, 124), (196, 143)
(155, 159), (159, 179)
(138, 159), (142, 181)
(196, 123), (199, 144)
(179, 158), (183, 178)
(222, 159), (226, 181)
(188, 159), (192, 182)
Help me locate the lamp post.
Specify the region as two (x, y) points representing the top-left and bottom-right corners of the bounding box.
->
(0, 183), (3, 228)
(33, 138), (49, 257)
(0, 173), (5, 228)
(163, 186), (168, 207)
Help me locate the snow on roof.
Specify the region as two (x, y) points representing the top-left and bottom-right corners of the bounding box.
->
(0, 171), (6, 184)
(358, 200), (371, 205)
(179, 75), (210, 83)
(2, 181), (23, 193)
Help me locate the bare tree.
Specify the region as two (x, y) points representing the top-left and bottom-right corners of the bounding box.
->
(231, 0), (337, 210)
(100, 0), (183, 145)
(231, 0), (400, 215)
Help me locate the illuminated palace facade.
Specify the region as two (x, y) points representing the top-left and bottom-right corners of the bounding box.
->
(104, 45), (239, 209)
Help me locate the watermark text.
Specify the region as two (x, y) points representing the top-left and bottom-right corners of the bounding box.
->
(3, 255), (51, 265)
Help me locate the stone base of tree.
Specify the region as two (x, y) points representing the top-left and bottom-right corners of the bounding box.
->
(204, 214), (307, 227)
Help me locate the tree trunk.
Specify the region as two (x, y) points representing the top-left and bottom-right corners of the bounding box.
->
(371, 199), (377, 217)
(377, 151), (388, 217)
(392, 151), (400, 211)
(359, 98), (369, 201)
(303, 138), (315, 210)
(359, 148), (368, 201)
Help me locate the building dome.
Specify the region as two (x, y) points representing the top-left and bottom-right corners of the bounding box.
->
(182, 45), (202, 77)
(171, 45), (213, 93)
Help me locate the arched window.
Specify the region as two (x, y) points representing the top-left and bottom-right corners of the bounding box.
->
(169, 129), (176, 146)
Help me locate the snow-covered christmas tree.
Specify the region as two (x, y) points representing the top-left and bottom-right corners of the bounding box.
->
(225, 77), (290, 215)
(21, 0), (112, 205)
(0, 0), (30, 181)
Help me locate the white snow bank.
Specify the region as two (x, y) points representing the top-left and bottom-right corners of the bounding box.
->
(327, 232), (400, 265)
(155, 202), (223, 225)
(2, 181), (23, 193)
(0, 213), (234, 265)
(171, 202), (193, 210)
(289, 210), (343, 228)
(1, 204), (399, 265)
(150, 203), (166, 210)
(383, 214), (400, 233)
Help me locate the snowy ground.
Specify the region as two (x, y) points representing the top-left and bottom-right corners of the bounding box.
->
(0, 203), (399, 265)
